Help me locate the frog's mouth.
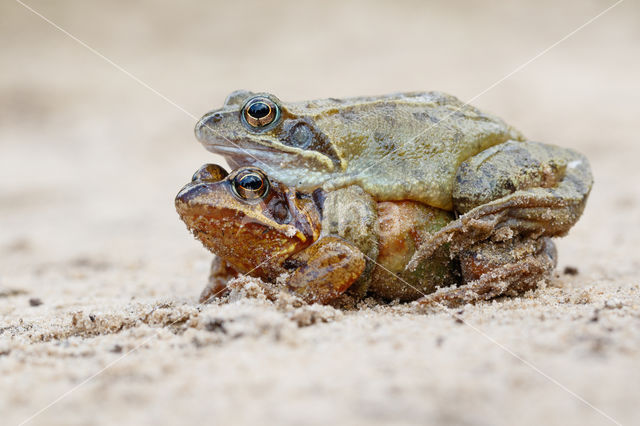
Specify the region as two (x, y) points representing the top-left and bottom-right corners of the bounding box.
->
(203, 145), (287, 174)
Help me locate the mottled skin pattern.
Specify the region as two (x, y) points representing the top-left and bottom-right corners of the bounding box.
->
(194, 91), (593, 278)
(175, 165), (569, 307)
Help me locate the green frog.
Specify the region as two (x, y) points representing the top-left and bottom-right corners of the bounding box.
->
(194, 91), (593, 272)
(176, 165), (559, 307)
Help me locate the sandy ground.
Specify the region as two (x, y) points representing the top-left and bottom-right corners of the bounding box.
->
(1, 1), (639, 425)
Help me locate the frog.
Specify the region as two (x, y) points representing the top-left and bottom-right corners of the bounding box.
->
(175, 164), (559, 307)
(194, 91), (593, 274)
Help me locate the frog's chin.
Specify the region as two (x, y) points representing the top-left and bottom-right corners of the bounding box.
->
(205, 145), (282, 170)
(202, 144), (333, 180)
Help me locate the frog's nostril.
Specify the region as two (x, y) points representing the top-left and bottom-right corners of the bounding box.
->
(175, 182), (209, 205)
(175, 187), (191, 206)
(195, 112), (223, 140)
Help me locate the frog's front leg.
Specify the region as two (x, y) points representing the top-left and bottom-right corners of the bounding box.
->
(199, 257), (238, 303)
(320, 185), (379, 297)
(201, 237), (366, 306)
(283, 236), (366, 304)
(418, 236), (556, 308)
(408, 140), (592, 269)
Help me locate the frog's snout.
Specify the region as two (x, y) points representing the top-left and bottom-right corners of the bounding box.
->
(176, 163), (229, 210)
(194, 111), (224, 142)
(175, 182), (209, 207)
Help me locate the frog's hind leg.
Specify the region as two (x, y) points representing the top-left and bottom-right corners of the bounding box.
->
(199, 257), (238, 303)
(418, 237), (556, 308)
(453, 140), (592, 221)
(408, 140), (592, 270)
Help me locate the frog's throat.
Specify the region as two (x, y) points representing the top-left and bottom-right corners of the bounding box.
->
(202, 143), (337, 174)
(175, 203), (310, 245)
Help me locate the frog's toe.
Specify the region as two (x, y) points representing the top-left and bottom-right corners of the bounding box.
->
(199, 257), (237, 304)
(199, 281), (229, 304)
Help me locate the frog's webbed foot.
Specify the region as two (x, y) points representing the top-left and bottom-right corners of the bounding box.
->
(283, 236), (366, 304)
(407, 140), (592, 270)
(418, 237), (556, 308)
(199, 257), (238, 303)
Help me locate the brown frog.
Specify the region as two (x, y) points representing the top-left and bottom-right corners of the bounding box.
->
(194, 91), (592, 273)
(175, 165), (558, 307)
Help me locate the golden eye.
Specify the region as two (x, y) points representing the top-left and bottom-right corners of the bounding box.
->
(232, 168), (270, 200)
(242, 97), (279, 128)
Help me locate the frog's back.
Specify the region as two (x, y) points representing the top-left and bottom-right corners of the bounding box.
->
(313, 92), (525, 210)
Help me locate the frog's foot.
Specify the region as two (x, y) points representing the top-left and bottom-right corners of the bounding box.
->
(198, 257), (238, 303)
(417, 237), (556, 308)
(408, 140), (592, 270)
(283, 236), (366, 304)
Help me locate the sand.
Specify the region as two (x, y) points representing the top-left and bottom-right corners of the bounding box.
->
(1, 1), (639, 425)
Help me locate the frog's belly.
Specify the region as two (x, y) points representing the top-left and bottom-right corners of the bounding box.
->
(367, 201), (458, 301)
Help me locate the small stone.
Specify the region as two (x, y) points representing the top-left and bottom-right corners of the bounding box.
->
(0, 344), (10, 356)
(29, 298), (43, 307)
(604, 299), (623, 309)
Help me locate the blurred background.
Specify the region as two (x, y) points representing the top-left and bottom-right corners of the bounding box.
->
(1, 1), (639, 425)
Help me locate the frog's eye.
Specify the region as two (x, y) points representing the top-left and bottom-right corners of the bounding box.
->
(242, 97), (279, 128)
(232, 168), (270, 201)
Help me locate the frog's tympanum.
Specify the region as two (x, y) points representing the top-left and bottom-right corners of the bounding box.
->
(176, 163), (579, 307)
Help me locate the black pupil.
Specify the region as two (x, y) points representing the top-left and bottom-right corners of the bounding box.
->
(239, 174), (263, 191)
(247, 102), (270, 119)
